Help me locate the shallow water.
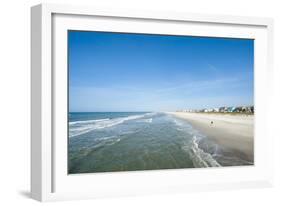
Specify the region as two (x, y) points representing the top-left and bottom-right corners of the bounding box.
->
(68, 112), (252, 174)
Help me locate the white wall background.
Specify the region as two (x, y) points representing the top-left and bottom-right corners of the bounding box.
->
(0, 0), (280, 205)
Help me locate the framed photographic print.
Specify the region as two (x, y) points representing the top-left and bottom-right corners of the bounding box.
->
(31, 3), (274, 201)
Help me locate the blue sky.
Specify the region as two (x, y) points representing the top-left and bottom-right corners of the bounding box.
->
(68, 31), (254, 112)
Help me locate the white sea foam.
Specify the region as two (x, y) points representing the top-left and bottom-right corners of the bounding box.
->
(174, 117), (220, 167)
(90, 137), (121, 150)
(94, 136), (117, 141)
(173, 119), (193, 131)
(138, 118), (153, 123)
(173, 119), (183, 126)
(187, 136), (221, 167)
(174, 118), (220, 167)
(69, 113), (150, 138)
(69, 118), (110, 125)
(106, 138), (121, 146)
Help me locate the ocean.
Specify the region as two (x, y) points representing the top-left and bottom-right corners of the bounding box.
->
(68, 112), (252, 174)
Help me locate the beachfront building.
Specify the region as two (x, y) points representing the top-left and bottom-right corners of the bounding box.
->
(227, 107), (236, 112)
(177, 106), (254, 114)
(219, 107), (228, 113)
(213, 108), (219, 112)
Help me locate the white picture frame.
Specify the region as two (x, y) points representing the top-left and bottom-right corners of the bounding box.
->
(31, 3), (274, 202)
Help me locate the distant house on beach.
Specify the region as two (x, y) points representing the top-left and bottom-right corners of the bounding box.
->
(178, 105), (254, 114)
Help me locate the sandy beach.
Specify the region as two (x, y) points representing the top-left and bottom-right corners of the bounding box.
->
(168, 112), (254, 162)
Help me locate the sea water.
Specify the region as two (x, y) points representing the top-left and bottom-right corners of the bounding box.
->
(68, 112), (252, 174)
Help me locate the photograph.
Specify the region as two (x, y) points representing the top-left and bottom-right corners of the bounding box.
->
(68, 30), (254, 174)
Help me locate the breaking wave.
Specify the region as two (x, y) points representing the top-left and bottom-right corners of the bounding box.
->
(186, 136), (221, 167)
(138, 118), (153, 123)
(173, 118), (221, 167)
(94, 136), (121, 147)
(69, 113), (151, 138)
(69, 118), (110, 126)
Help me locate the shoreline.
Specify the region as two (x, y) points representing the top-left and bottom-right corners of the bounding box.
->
(168, 112), (254, 162)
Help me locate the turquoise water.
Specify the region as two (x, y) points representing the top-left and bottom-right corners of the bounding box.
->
(68, 112), (252, 174)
